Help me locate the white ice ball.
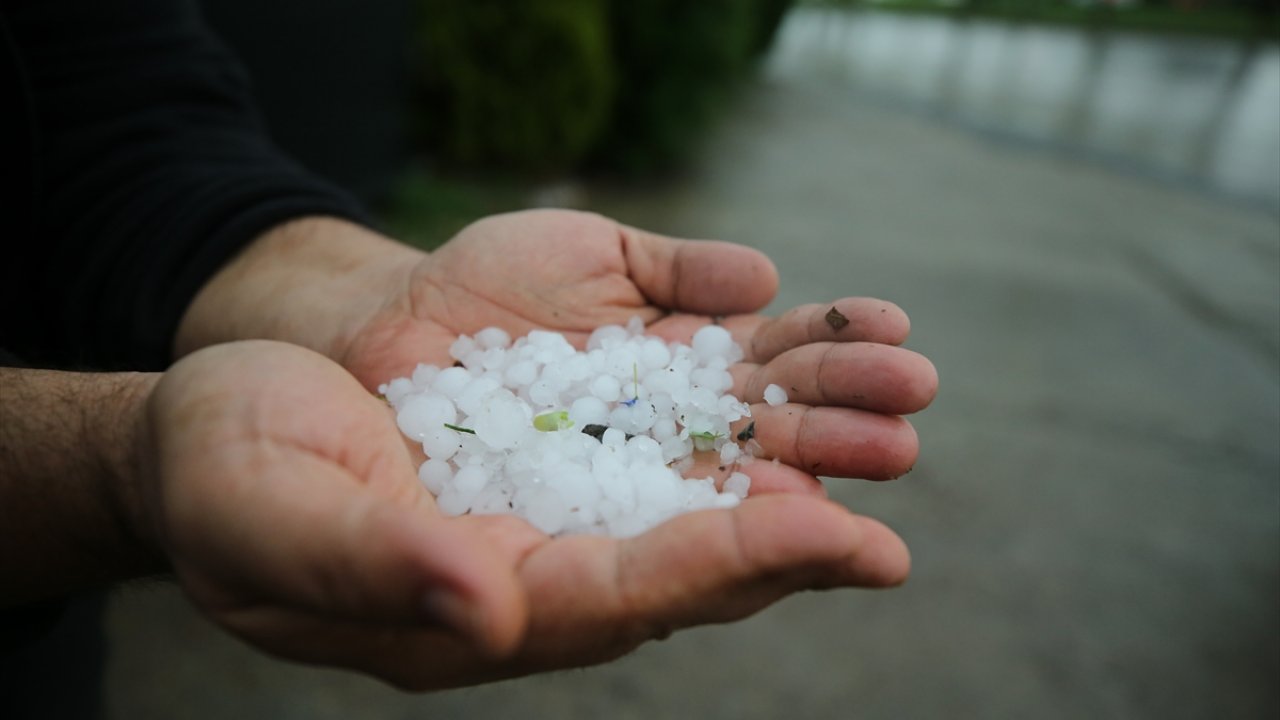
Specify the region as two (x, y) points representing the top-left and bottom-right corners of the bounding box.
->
(422, 425), (462, 461)
(418, 459), (453, 495)
(396, 393), (457, 440)
(590, 374), (621, 402)
(763, 383), (788, 406)
(724, 472), (751, 499)
(692, 325), (733, 362)
(475, 327), (512, 349)
(569, 396), (609, 427)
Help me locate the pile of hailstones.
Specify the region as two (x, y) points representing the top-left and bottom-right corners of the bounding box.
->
(380, 319), (789, 538)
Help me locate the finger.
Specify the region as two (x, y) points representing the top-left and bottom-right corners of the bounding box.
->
(732, 342), (938, 415)
(620, 224), (779, 315)
(529, 495), (908, 655)
(745, 298), (912, 363)
(682, 451), (828, 497)
(731, 404), (919, 479)
(411, 495), (907, 687)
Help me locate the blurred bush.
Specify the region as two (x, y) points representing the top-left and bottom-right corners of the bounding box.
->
(415, 0), (616, 175)
(412, 0), (795, 177)
(593, 0), (791, 175)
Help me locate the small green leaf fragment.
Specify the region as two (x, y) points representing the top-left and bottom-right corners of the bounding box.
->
(690, 430), (722, 452)
(533, 410), (573, 432)
(443, 423), (476, 435)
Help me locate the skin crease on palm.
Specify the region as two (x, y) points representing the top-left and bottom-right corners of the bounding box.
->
(160, 209), (939, 690)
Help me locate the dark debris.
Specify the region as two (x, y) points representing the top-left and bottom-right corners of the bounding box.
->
(825, 306), (850, 331)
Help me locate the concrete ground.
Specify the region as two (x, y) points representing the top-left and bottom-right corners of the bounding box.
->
(104, 33), (1279, 720)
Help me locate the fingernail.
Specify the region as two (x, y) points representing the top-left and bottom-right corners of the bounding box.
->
(422, 588), (483, 641)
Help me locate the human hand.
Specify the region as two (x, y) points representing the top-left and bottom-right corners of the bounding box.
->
(343, 209), (937, 496)
(180, 209), (936, 495)
(141, 340), (913, 689)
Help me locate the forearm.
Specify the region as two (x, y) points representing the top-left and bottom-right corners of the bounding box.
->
(175, 217), (426, 364)
(0, 368), (164, 606)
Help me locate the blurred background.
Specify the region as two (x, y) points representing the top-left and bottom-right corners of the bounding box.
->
(106, 1), (1278, 717)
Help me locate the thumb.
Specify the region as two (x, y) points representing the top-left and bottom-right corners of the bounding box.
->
(317, 497), (531, 657)
(620, 224), (779, 315)
(175, 450), (528, 657)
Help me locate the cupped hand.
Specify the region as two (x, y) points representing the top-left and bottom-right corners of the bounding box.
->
(142, 340), (911, 689)
(343, 209), (937, 495)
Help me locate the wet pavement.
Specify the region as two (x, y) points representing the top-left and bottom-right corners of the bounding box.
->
(104, 10), (1279, 720)
(774, 8), (1280, 211)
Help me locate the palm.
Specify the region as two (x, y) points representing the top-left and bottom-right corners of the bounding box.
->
(345, 210), (769, 382)
(151, 341), (913, 689)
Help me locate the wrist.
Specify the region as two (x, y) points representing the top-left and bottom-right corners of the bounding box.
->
(97, 371), (167, 576)
(175, 216), (427, 364)
(0, 368), (166, 606)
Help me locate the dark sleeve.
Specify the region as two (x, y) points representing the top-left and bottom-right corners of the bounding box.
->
(0, 0), (374, 371)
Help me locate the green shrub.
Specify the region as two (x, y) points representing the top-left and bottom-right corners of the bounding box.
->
(411, 0), (796, 177)
(414, 0), (615, 175)
(590, 0), (763, 175)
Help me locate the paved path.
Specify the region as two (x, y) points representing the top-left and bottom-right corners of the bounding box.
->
(105, 40), (1279, 720)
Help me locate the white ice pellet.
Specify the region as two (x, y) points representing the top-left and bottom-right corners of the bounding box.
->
(384, 321), (781, 538)
(724, 472), (751, 499)
(528, 380), (557, 407)
(588, 324), (629, 350)
(418, 458), (453, 495)
(763, 383), (789, 406)
(475, 327), (512, 349)
(504, 361), (538, 387)
(660, 436), (691, 463)
(692, 325), (733, 362)
(422, 425), (461, 461)
(396, 393), (457, 440)
(590, 374), (622, 402)
(569, 396), (609, 427)
(690, 386), (718, 412)
(384, 377), (414, 405)
(472, 391), (529, 450)
(712, 493), (742, 509)
(456, 376), (501, 416)
(449, 336), (478, 362)
(523, 488), (568, 535)
(432, 366), (473, 399)
(691, 367), (730, 394)
(602, 427), (627, 449)
(639, 338), (672, 370)
(453, 465), (488, 499)
(436, 488), (470, 516)
(563, 355), (592, 382)
(651, 417), (677, 441)
(411, 364), (439, 388)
